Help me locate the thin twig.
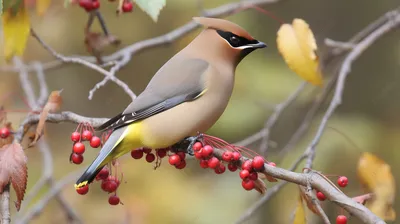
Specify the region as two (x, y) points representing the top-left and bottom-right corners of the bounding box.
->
(15, 170), (84, 224)
(259, 82), (307, 155)
(30, 29), (136, 100)
(0, 184), (11, 224)
(304, 13), (400, 169)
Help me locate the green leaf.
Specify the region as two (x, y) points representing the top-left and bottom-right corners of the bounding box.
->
(1, 0), (3, 15)
(134, 0), (166, 22)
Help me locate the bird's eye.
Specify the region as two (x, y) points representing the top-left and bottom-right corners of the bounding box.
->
(229, 36), (240, 45)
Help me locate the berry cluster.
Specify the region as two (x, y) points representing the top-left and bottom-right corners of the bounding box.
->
(76, 165), (123, 205)
(315, 176), (349, 224)
(0, 127), (11, 139)
(78, 0), (134, 13)
(190, 141), (275, 192)
(69, 123), (102, 165)
(131, 147), (169, 168)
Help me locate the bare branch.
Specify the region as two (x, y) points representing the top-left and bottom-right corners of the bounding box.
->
(0, 184), (11, 224)
(304, 12), (400, 169)
(203, 147), (385, 224)
(15, 170), (84, 224)
(30, 29), (136, 101)
(259, 82), (307, 155)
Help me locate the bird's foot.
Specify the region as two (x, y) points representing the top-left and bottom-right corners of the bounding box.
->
(171, 133), (203, 156)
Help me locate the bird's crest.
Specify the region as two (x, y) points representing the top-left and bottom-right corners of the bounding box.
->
(193, 17), (254, 41)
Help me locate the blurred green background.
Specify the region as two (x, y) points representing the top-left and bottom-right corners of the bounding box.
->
(0, 0), (399, 223)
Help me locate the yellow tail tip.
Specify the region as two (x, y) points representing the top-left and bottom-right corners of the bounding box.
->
(74, 181), (88, 190)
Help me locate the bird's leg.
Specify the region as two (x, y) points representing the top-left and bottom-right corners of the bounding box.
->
(171, 133), (203, 156)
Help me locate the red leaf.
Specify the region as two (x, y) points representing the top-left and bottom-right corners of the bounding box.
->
(0, 143), (28, 211)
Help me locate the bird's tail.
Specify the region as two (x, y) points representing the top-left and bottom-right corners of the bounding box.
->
(74, 128), (127, 189)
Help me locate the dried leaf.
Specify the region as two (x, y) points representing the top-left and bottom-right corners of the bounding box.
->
(84, 32), (120, 64)
(0, 143), (28, 210)
(2, 4), (31, 61)
(299, 186), (319, 215)
(0, 123), (14, 148)
(36, 0), (51, 16)
(29, 90), (62, 146)
(253, 178), (267, 194)
(133, 0), (165, 22)
(260, 170), (278, 182)
(293, 194), (306, 224)
(352, 193), (373, 205)
(357, 152), (396, 221)
(277, 18), (323, 86)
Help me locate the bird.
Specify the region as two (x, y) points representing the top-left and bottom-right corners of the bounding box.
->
(75, 17), (267, 189)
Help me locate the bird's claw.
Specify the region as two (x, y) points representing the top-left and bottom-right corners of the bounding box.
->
(171, 133), (203, 156)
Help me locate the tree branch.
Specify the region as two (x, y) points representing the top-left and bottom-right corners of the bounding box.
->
(0, 184), (11, 224)
(30, 29), (136, 101)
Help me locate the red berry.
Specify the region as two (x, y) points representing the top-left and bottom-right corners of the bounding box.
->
(73, 142), (86, 154)
(268, 162), (276, 167)
(145, 153), (156, 163)
(79, 0), (92, 10)
(76, 185), (89, 195)
(175, 160), (186, 169)
(232, 152), (241, 161)
(194, 151), (203, 159)
(82, 130), (93, 141)
(241, 160), (253, 171)
(177, 152), (186, 160)
(156, 148), (168, 158)
(201, 145), (213, 158)
(242, 179), (255, 191)
(90, 136), (101, 148)
(207, 157), (220, 169)
(122, 1), (133, 12)
(71, 153), (84, 164)
(316, 191), (326, 201)
(92, 0), (100, 9)
(214, 164), (226, 174)
(199, 160), (208, 168)
(168, 154), (181, 166)
(108, 195), (120, 205)
(337, 176), (348, 187)
(70, 131), (80, 142)
(101, 179), (118, 193)
(336, 215), (347, 224)
(249, 172), (258, 181)
(192, 142), (203, 152)
(239, 170), (250, 179)
(227, 163), (238, 172)
(222, 151), (233, 162)
(142, 147), (152, 154)
(96, 167), (109, 180)
(131, 149), (143, 159)
(0, 127), (10, 138)
(252, 156), (265, 170)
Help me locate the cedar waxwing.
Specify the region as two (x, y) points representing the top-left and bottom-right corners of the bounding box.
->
(75, 17), (267, 189)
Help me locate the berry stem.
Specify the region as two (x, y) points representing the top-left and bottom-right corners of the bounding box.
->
(94, 10), (110, 36)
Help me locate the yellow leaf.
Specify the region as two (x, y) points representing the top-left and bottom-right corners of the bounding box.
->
(36, 0), (52, 16)
(2, 6), (31, 61)
(293, 194), (306, 224)
(277, 18), (323, 86)
(357, 152), (396, 221)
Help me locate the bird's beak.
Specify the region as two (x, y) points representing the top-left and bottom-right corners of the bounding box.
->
(251, 41), (267, 49)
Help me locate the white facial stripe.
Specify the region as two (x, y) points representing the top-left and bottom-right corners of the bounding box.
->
(235, 45), (255, 50)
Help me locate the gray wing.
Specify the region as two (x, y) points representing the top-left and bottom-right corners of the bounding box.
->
(95, 57), (209, 131)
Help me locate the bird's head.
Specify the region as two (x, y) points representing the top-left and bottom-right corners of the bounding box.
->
(193, 17), (267, 65)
